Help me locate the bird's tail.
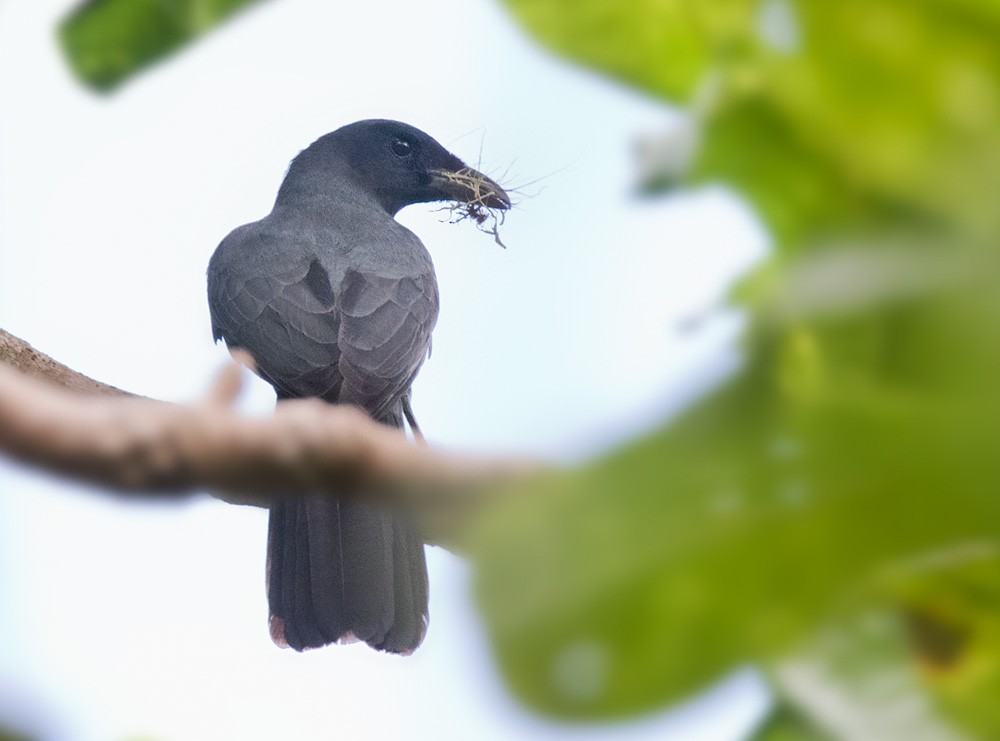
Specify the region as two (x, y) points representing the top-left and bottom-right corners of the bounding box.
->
(265, 411), (428, 654)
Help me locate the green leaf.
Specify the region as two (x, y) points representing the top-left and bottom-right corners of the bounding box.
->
(502, 0), (1000, 247)
(481, 4), (1000, 731)
(59, 0), (268, 92)
(502, 0), (762, 102)
(765, 544), (1000, 740)
(874, 549), (1000, 734)
(472, 245), (1000, 722)
(752, 703), (830, 741)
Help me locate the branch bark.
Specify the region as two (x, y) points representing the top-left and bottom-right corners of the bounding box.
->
(0, 328), (131, 397)
(0, 329), (537, 550)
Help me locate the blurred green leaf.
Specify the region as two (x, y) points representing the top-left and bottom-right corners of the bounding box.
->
(483, 0), (1000, 735)
(473, 249), (1000, 722)
(875, 548), (1000, 734)
(59, 0), (268, 92)
(503, 0), (762, 102)
(766, 545), (1000, 740)
(503, 0), (1000, 248)
(753, 702), (830, 741)
(695, 0), (1000, 250)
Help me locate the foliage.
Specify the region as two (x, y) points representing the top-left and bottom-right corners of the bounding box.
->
(754, 703), (830, 741)
(502, 0), (1000, 248)
(473, 0), (1000, 736)
(60, 0), (266, 91)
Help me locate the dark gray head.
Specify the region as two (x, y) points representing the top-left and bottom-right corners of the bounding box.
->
(277, 119), (511, 216)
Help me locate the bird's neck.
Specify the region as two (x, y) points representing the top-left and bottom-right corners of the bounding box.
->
(274, 158), (390, 214)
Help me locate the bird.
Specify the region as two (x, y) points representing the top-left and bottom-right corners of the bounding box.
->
(206, 119), (510, 654)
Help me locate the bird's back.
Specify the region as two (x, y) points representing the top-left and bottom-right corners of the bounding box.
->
(207, 205), (439, 412)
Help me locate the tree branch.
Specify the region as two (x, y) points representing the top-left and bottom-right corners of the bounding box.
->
(0, 328), (131, 397)
(0, 330), (538, 550)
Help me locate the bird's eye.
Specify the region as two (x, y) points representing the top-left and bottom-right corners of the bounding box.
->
(390, 138), (412, 158)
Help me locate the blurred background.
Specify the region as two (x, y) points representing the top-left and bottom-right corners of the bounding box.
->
(1, 0), (998, 739)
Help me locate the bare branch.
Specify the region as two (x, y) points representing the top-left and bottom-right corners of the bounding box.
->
(0, 328), (132, 397)
(0, 330), (539, 551)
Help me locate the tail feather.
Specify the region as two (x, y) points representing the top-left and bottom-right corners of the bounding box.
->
(265, 407), (429, 654)
(291, 501), (326, 649)
(375, 516), (429, 653)
(266, 502), (288, 647)
(337, 498), (395, 644)
(304, 497), (346, 642)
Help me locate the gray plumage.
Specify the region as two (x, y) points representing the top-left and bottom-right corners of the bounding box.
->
(206, 119), (509, 653)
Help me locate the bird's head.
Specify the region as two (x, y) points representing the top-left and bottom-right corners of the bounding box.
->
(285, 119), (511, 217)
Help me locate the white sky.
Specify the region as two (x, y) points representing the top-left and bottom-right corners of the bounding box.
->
(0, 0), (770, 739)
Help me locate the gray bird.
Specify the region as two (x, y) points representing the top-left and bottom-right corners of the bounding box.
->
(207, 120), (509, 653)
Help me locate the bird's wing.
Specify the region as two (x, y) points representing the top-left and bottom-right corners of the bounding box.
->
(336, 268), (439, 419)
(208, 236), (438, 412)
(208, 245), (346, 400)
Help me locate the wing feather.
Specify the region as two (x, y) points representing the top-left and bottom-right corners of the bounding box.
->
(208, 234), (438, 413)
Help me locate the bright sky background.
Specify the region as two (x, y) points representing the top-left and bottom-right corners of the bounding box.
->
(0, 0), (771, 739)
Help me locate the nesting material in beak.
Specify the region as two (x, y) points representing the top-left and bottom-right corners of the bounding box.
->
(432, 166), (512, 248)
(432, 167), (511, 210)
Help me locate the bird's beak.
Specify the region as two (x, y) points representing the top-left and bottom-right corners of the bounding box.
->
(430, 166), (511, 210)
